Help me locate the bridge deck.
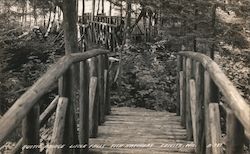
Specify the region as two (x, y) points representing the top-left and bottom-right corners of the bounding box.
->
(89, 107), (195, 154)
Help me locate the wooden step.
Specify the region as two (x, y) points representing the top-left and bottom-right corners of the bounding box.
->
(89, 107), (195, 154)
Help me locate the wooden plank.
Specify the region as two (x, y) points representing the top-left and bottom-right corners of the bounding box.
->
(22, 104), (40, 154)
(185, 58), (193, 141)
(0, 49), (108, 144)
(89, 107), (196, 154)
(209, 103), (222, 154)
(179, 71), (184, 124)
(226, 109), (244, 154)
(79, 59), (89, 153)
(178, 51), (250, 136)
(189, 79), (197, 145)
(48, 97), (68, 154)
(89, 77), (98, 138)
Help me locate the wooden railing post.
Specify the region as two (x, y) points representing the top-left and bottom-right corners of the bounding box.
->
(176, 55), (182, 116)
(181, 57), (186, 127)
(204, 71), (211, 154)
(110, 27), (114, 51)
(194, 62), (205, 154)
(22, 104), (40, 154)
(226, 109), (244, 154)
(104, 54), (111, 115)
(189, 79), (197, 145)
(58, 71), (78, 153)
(98, 55), (105, 124)
(179, 71), (184, 123)
(49, 97), (68, 154)
(89, 76), (98, 138)
(185, 58), (193, 140)
(89, 58), (99, 138)
(209, 103), (222, 154)
(79, 58), (89, 153)
(105, 26), (109, 49)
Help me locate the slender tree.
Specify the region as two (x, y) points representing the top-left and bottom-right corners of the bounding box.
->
(92, 0), (96, 20)
(109, 0), (112, 17)
(33, 0), (37, 25)
(101, 0), (104, 14)
(97, 0), (100, 14)
(125, 0), (132, 43)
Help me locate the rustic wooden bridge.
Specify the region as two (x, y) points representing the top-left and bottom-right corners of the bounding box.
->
(0, 16), (249, 154)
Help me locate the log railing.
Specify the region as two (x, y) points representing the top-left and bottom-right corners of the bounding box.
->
(86, 21), (120, 52)
(176, 51), (250, 154)
(79, 14), (124, 25)
(0, 48), (110, 153)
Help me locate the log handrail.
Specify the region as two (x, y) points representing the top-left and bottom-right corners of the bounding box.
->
(88, 21), (118, 28)
(0, 49), (109, 145)
(178, 51), (250, 133)
(177, 51), (250, 154)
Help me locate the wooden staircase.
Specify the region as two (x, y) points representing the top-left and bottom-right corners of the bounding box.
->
(89, 107), (195, 154)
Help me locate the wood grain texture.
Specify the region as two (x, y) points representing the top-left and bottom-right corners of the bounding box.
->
(194, 62), (205, 154)
(181, 57), (186, 127)
(22, 104), (40, 154)
(89, 107), (195, 154)
(176, 55), (181, 116)
(185, 58), (193, 141)
(89, 77), (98, 138)
(0, 49), (108, 145)
(12, 96), (59, 154)
(204, 71), (211, 154)
(226, 109), (244, 154)
(79, 59), (89, 153)
(209, 103), (222, 154)
(49, 97), (68, 154)
(189, 79), (197, 145)
(179, 71), (184, 125)
(178, 51), (250, 135)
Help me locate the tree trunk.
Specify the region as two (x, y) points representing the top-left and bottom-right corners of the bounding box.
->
(21, 3), (25, 27)
(43, 13), (46, 28)
(120, 1), (123, 23)
(45, 7), (56, 37)
(125, 0), (132, 43)
(82, 0), (85, 22)
(24, 1), (27, 23)
(193, 8), (198, 52)
(33, 0), (37, 25)
(47, 7), (52, 30)
(97, 0), (100, 15)
(109, 0), (112, 17)
(101, 0), (104, 14)
(92, 0), (96, 20)
(62, 0), (79, 152)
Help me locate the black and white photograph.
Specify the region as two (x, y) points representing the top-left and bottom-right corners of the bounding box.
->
(0, 0), (249, 153)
